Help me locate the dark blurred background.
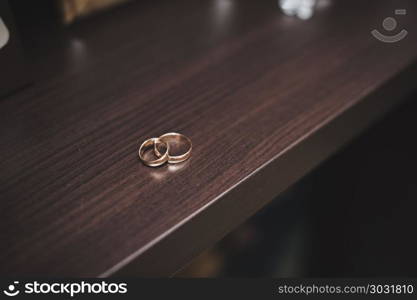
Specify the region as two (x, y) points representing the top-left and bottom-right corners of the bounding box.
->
(179, 94), (417, 277)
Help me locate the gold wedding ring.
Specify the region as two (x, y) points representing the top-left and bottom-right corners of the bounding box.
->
(138, 132), (192, 167)
(154, 132), (192, 164)
(138, 137), (169, 167)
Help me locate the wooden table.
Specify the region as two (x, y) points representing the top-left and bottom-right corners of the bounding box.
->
(1, 0), (417, 277)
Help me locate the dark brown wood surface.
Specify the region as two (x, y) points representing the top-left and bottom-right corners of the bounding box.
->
(1, 0), (417, 277)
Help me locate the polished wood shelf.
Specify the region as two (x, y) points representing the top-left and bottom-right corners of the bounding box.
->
(1, 0), (417, 276)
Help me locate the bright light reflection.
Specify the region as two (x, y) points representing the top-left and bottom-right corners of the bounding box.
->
(279, 0), (317, 20)
(149, 161), (190, 181)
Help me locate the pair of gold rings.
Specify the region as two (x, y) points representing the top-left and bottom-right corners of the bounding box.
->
(138, 132), (192, 167)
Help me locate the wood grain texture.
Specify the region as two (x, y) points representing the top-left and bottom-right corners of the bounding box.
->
(1, 0), (417, 276)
